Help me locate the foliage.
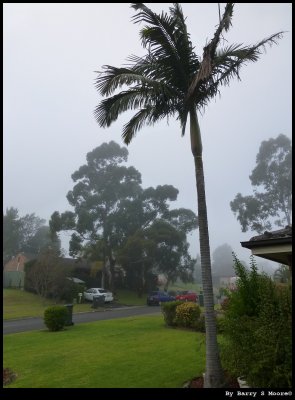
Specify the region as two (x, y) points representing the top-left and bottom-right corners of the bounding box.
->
(50, 141), (197, 293)
(3, 207), (60, 264)
(221, 254), (292, 388)
(175, 302), (201, 329)
(161, 300), (183, 327)
(3, 367), (17, 386)
(227, 253), (262, 317)
(145, 219), (195, 288)
(220, 297), (230, 311)
(194, 314), (206, 333)
(216, 316), (226, 334)
(24, 248), (68, 299)
(212, 243), (236, 281)
(44, 305), (68, 332)
(273, 264), (291, 284)
(58, 279), (84, 303)
(230, 134), (292, 233)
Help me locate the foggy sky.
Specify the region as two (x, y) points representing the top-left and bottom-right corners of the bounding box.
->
(3, 3), (292, 271)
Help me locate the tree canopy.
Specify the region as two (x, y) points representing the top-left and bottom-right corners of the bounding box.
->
(3, 207), (60, 263)
(211, 243), (235, 280)
(230, 134), (292, 233)
(50, 141), (198, 291)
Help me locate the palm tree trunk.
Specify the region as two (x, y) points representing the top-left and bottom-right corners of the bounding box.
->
(190, 108), (224, 388)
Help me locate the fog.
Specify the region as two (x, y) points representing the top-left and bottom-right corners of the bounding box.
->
(3, 3), (292, 273)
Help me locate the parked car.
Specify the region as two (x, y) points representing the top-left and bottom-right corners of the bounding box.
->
(83, 288), (114, 303)
(147, 291), (176, 306)
(175, 290), (198, 302)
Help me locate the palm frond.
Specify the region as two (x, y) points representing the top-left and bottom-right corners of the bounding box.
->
(95, 66), (160, 96)
(94, 81), (179, 129)
(192, 31), (285, 112)
(131, 3), (197, 89)
(188, 30), (284, 109)
(186, 3), (234, 101)
(122, 97), (180, 145)
(94, 90), (145, 127)
(213, 32), (284, 83)
(122, 107), (153, 145)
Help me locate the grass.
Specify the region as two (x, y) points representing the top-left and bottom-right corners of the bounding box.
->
(3, 288), (147, 320)
(3, 288), (57, 320)
(3, 314), (207, 388)
(114, 289), (147, 306)
(169, 282), (201, 292)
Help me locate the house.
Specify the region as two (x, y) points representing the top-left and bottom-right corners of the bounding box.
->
(3, 254), (90, 288)
(4, 253), (37, 272)
(240, 225), (292, 275)
(3, 253), (37, 288)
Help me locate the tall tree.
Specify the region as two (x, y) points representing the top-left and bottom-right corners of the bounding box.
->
(50, 141), (142, 290)
(212, 243), (235, 281)
(273, 264), (291, 284)
(50, 141), (196, 292)
(230, 134), (292, 233)
(3, 207), (59, 264)
(24, 248), (67, 299)
(118, 218), (195, 294)
(146, 219), (195, 288)
(93, 3), (283, 387)
(3, 207), (22, 263)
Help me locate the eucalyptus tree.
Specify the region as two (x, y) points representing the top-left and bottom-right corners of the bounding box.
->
(273, 264), (291, 284)
(3, 207), (59, 263)
(230, 134), (292, 233)
(50, 140), (196, 292)
(94, 3), (283, 387)
(50, 141), (143, 290)
(117, 218), (196, 294)
(146, 219), (195, 288)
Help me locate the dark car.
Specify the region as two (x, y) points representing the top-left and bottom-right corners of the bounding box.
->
(147, 291), (176, 306)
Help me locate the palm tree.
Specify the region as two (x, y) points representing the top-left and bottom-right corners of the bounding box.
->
(94, 3), (283, 387)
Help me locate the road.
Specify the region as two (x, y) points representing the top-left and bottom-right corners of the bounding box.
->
(3, 306), (162, 335)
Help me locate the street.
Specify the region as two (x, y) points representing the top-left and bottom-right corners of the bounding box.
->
(3, 305), (162, 335)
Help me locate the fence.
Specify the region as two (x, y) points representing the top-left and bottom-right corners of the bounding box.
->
(3, 271), (25, 288)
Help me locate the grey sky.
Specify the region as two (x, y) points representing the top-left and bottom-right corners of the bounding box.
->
(3, 3), (292, 271)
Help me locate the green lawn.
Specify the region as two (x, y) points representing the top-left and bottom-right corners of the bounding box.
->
(169, 282), (201, 292)
(3, 288), (57, 320)
(3, 288), (146, 320)
(4, 314), (207, 388)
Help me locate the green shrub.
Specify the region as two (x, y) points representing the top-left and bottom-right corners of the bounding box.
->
(221, 254), (292, 388)
(194, 314), (205, 332)
(216, 315), (226, 333)
(161, 301), (183, 326)
(44, 306), (68, 332)
(220, 297), (230, 311)
(175, 301), (201, 329)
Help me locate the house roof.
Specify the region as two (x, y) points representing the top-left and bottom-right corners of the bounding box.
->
(3, 252), (38, 271)
(240, 225), (292, 266)
(60, 258), (91, 269)
(66, 277), (85, 284)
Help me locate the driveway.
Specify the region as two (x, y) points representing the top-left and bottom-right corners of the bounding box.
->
(3, 305), (162, 335)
